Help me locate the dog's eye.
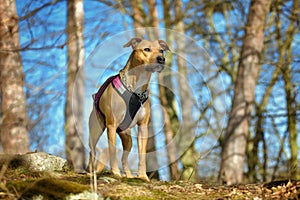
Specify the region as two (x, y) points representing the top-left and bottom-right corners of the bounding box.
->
(159, 49), (164, 53)
(144, 48), (151, 52)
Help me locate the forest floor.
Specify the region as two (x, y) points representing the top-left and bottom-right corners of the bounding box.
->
(1, 168), (299, 199)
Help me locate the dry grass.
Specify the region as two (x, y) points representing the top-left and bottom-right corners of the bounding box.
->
(0, 167), (299, 200)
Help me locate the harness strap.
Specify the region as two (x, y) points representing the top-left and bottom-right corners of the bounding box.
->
(93, 74), (148, 132)
(112, 76), (148, 132)
(93, 75), (117, 118)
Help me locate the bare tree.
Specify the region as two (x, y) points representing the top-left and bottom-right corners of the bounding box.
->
(130, 0), (145, 37)
(247, 0), (299, 182)
(246, 10), (277, 183)
(280, 0), (299, 180)
(65, 0), (85, 172)
(145, 0), (160, 180)
(157, 0), (180, 180)
(0, 0), (30, 154)
(220, 0), (271, 185)
(174, 0), (200, 181)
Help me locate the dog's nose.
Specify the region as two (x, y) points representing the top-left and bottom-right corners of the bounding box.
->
(157, 56), (165, 64)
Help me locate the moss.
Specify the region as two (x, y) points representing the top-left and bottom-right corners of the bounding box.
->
(149, 189), (176, 199)
(123, 196), (157, 200)
(63, 175), (91, 185)
(123, 177), (148, 183)
(7, 178), (89, 199)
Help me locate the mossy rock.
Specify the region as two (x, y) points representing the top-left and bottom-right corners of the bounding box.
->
(0, 152), (70, 172)
(6, 178), (89, 199)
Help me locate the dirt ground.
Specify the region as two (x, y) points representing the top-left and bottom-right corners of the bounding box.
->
(0, 168), (299, 199)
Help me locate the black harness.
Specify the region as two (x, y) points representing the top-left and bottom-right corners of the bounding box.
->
(93, 74), (148, 132)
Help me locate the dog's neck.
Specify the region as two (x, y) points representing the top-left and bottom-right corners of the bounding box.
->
(120, 68), (151, 94)
(120, 55), (153, 94)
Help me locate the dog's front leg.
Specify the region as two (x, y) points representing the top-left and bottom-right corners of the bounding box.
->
(107, 124), (122, 178)
(137, 125), (150, 181)
(119, 130), (133, 178)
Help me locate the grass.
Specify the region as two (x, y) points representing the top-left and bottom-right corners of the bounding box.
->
(0, 167), (299, 199)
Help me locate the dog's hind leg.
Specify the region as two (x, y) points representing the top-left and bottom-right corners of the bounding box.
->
(87, 107), (105, 172)
(119, 130), (133, 178)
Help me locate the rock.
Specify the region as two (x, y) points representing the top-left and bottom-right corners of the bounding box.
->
(66, 191), (103, 200)
(0, 152), (70, 172)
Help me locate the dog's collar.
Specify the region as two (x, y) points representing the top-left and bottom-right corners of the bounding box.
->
(120, 70), (134, 92)
(119, 70), (148, 102)
(114, 73), (148, 103)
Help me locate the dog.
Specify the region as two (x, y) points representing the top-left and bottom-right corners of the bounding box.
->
(87, 38), (169, 181)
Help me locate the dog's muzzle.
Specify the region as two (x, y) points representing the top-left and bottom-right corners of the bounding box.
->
(157, 56), (165, 64)
(145, 59), (165, 73)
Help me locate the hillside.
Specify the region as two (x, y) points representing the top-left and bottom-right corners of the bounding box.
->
(0, 153), (299, 199)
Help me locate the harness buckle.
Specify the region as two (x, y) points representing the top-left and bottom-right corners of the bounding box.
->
(136, 90), (148, 103)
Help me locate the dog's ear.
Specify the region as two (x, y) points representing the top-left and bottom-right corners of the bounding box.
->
(158, 40), (170, 51)
(123, 38), (143, 49)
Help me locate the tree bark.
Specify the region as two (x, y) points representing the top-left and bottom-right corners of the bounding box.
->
(130, 0), (145, 37)
(282, 0), (298, 181)
(65, 0), (85, 172)
(174, 0), (199, 181)
(220, 0), (271, 185)
(156, 0), (180, 180)
(146, 0), (159, 39)
(145, 0), (160, 180)
(0, 0), (30, 154)
(158, 72), (180, 180)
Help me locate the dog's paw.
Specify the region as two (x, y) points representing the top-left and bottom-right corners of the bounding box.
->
(125, 172), (134, 179)
(112, 171), (122, 179)
(138, 174), (150, 182)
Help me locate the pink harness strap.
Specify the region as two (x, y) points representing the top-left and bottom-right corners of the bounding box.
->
(93, 74), (148, 132)
(93, 75), (118, 117)
(112, 76), (126, 94)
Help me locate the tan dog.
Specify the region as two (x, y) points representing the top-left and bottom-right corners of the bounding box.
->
(87, 38), (169, 181)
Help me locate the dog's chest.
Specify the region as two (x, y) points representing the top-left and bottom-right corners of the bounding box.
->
(136, 105), (146, 119)
(126, 104), (146, 129)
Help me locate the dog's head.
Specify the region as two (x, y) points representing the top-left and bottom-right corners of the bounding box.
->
(123, 38), (170, 72)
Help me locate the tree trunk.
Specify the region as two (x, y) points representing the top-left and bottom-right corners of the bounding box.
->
(145, 0), (160, 180)
(282, 0), (298, 181)
(284, 60), (298, 181)
(158, 71), (180, 180)
(65, 0), (85, 172)
(246, 110), (267, 182)
(146, 0), (159, 39)
(247, 0), (298, 182)
(156, 0), (180, 180)
(0, 81), (2, 152)
(247, 55), (280, 182)
(174, 0), (199, 181)
(0, 0), (30, 154)
(130, 0), (145, 37)
(220, 0), (271, 185)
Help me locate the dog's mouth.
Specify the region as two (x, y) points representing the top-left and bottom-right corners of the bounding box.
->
(144, 55), (166, 73)
(145, 63), (165, 73)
